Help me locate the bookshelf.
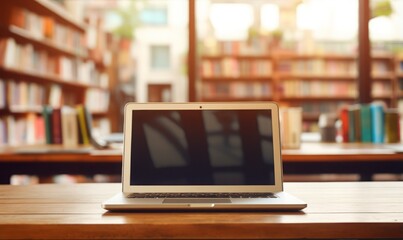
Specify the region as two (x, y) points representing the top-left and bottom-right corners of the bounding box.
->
(201, 55), (273, 101)
(371, 54), (396, 106)
(0, 0), (111, 146)
(200, 41), (400, 132)
(395, 57), (403, 95)
(396, 56), (403, 111)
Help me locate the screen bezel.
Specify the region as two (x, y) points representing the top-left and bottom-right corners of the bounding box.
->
(122, 102), (283, 194)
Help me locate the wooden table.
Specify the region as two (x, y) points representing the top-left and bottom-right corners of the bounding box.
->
(0, 182), (402, 239)
(1, 143), (403, 183)
(282, 142), (403, 181)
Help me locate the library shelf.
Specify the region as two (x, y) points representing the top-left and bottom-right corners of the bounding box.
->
(0, 66), (105, 90)
(276, 73), (356, 81)
(91, 111), (110, 117)
(6, 25), (87, 58)
(372, 53), (396, 61)
(200, 97), (274, 102)
(279, 96), (356, 101)
(202, 55), (273, 60)
(275, 53), (356, 61)
(1, 107), (43, 114)
(20, 0), (87, 32)
(202, 76), (272, 82)
(301, 113), (321, 121)
(372, 95), (394, 100)
(0, 0), (112, 147)
(372, 74), (395, 81)
(200, 44), (403, 132)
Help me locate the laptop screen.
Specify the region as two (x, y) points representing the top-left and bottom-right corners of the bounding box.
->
(130, 109), (275, 185)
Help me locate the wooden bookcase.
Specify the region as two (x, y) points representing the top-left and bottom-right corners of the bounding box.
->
(396, 56), (403, 109)
(0, 0), (111, 146)
(371, 54), (396, 106)
(201, 55), (273, 101)
(275, 53), (357, 130)
(200, 44), (399, 131)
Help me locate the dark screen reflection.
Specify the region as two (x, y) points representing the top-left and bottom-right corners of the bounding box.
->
(130, 110), (275, 185)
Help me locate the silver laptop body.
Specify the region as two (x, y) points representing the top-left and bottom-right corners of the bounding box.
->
(102, 102), (306, 211)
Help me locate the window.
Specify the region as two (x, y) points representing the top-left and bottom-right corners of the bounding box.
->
(150, 45), (170, 69)
(140, 7), (168, 25)
(209, 3), (253, 40)
(370, 0), (403, 42)
(296, 0), (358, 41)
(261, 4), (279, 31)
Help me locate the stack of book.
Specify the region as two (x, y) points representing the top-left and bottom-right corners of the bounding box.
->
(42, 105), (92, 147)
(339, 103), (400, 143)
(0, 104), (99, 147)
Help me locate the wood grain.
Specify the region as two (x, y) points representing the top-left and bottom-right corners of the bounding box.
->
(2, 142), (403, 163)
(0, 182), (402, 239)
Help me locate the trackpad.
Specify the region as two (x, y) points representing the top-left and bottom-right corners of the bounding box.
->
(163, 198), (231, 204)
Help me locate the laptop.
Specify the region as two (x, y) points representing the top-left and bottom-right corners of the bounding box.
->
(102, 102), (306, 211)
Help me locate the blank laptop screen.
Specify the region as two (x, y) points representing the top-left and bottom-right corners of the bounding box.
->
(130, 109), (275, 185)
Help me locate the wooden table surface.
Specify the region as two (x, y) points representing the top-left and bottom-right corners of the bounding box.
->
(0, 182), (402, 239)
(1, 142), (403, 162)
(1, 142), (403, 183)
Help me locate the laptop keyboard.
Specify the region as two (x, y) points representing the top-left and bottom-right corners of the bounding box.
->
(128, 193), (277, 199)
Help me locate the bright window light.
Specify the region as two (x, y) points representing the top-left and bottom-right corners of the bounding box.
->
(328, 0), (358, 40)
(296, 0), (358, 40)
(296, 3), (314, 30)
(210, 3), (253, 40)
(370, 16), (395, 41)
(261, 4), (279, 31)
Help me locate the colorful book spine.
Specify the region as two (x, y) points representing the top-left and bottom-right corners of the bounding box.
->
(370, 103), (384, 143)
(61, 106), (78, 147)
(42, 105), (53, 144)
(76, 105), (90, 145)
(384, 109), (400, 143)
(340, 107), (349, 142)
(348, 104), (361, 142)
(360, 104), (372, 143)
(51, 108), (63, 144)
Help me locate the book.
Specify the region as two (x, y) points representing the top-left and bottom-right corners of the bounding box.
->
(26, 113), (36, 144)
(49, 84), (62, 108)
(76, 105), (91, 145)
(10, 6), (26, 29)
(0, 117), (6, 145)
(370, 103), (385, 143)
(34, 115), (45, 144)
(51, 108), (63, 144)
(61, 106), (78, 147)
(43, 16), (55, 39)
(280, 107), (302, 149)
(42, 105), (53, 144)
(339, 106), (349, 142)
(0, 79), (5, 109)
(384, 109), (400, 143)
(2, 38), (16, 67)
(348, 104), (361, 142)
(360, 104), (372, 142)
(6, 116), (16, 145)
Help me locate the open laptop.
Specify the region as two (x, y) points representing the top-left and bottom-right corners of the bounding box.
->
(102, 102), (306, 211)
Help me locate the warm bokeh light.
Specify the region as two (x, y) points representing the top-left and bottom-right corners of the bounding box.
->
(210, 3), (253, 40)
(261, 4), (279, 31)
